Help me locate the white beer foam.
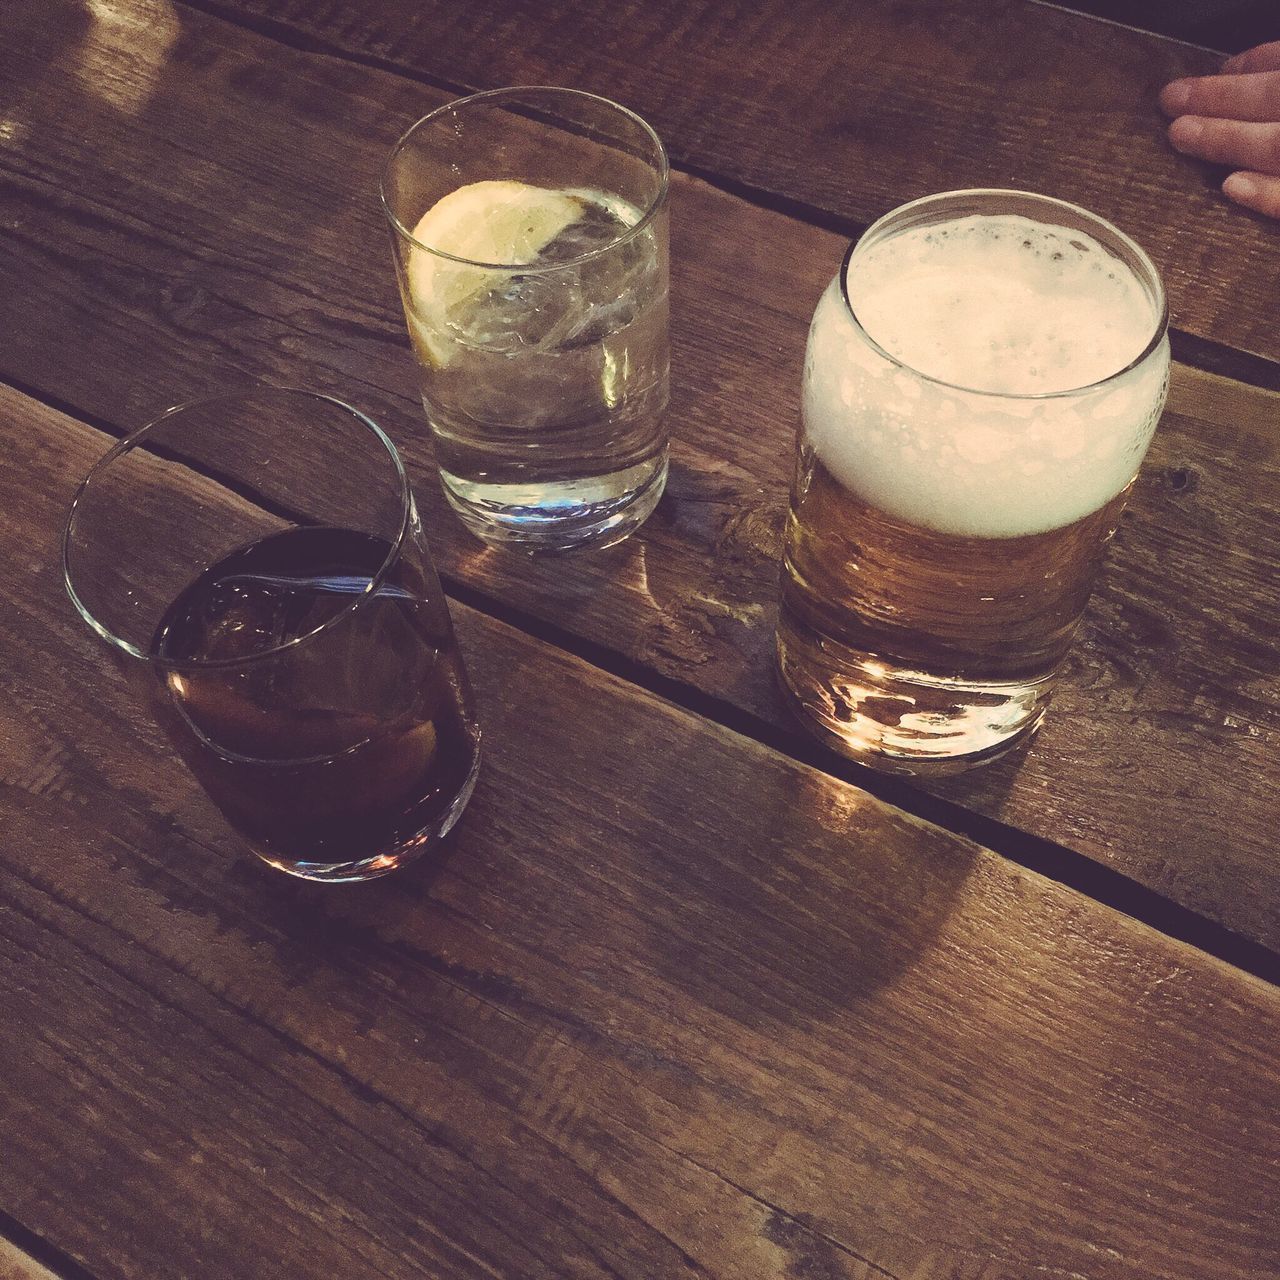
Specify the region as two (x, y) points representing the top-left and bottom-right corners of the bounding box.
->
(850, 215), (1155, 395)
(805, 215), (1169, 538)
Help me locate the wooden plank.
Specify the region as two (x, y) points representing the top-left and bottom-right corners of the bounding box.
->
(1, 0), (1279, 955)
(195, 0), (1280, 368)
(3, 383), (1279, 1280)
(0, 1241), (63, 1280)
(1037, 0), (1279, 52)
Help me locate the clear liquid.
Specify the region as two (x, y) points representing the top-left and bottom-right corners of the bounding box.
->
(404, 188), (669, 549)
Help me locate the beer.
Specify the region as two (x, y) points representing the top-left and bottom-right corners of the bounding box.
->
(777, 194), (1169, 770)
(153, 526), (481, 878)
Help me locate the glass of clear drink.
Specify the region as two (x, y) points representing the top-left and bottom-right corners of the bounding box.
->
(63, 389), (481, 881)
(381, 87), (670, 552)
(777, 190), (1170, 773)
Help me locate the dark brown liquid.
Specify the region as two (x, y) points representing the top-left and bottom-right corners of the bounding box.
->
(153, 526), (479, 874)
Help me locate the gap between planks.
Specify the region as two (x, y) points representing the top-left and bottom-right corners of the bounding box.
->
(10, 368), (1279, 990)
(1026, 0), (1227, 54)
(0, 1218), (95, 1280)
(172, 0), (1280, 394)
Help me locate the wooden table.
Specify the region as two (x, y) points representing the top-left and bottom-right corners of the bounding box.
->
(2, 3), (1277, 1277)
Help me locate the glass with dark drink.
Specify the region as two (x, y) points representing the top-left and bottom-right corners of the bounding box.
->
(63, 389), (480, 881)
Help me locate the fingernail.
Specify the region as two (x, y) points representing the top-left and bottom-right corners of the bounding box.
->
(1169, 116), (1203, 149)
(1162, 80), (1191, 114)
(1224, 173), (1258, 201)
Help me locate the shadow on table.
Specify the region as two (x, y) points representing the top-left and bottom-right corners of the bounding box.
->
(229, 830), (462, 986)
(209, 491), (1047, 1058)
(618, 735), (989, 1031)
(222, 640), (996, 1066)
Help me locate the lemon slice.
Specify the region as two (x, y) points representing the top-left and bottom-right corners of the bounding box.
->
(404, 180), (582, 367)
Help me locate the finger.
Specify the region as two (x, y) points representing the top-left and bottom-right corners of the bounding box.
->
(1160, 70), (1280, 122)
(1168, 116), (1280, 175)
(1223, 170), (1280, 219)
(1222, 42), (1280, 75)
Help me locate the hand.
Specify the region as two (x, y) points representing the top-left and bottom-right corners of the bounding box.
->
(1160, 41), (1280, 218)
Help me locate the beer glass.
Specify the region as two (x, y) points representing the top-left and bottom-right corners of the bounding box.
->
(777, 190), (1170, 773)
(381, 87), (670, 552)
(63, 389), (481, 881)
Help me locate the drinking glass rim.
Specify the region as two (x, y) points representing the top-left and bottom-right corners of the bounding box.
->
(380, 85), (670, 272)
(62, 387), (415, 669)
(837, 188), (1170, 401)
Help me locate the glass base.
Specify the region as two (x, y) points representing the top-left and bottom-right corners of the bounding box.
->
(440, 451), (667, 552)
(776, 619), (1050, 776)
(250, 746), (482, 882)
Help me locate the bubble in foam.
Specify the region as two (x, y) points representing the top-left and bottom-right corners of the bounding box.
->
(847, 215), (1157, 396)
(803, 213), (1169, 539)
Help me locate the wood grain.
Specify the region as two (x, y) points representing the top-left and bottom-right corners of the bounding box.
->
(1, 0), (1278, 949)
(3, 383), (1279, 1280)
(194, 0), (1280, 367)
(0, 1241), (62, 1280)
(1040, 0), (1278, 52)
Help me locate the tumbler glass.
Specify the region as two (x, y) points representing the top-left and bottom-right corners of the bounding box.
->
(382, 87), (670, 551)
(63, 388), (481, 880)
